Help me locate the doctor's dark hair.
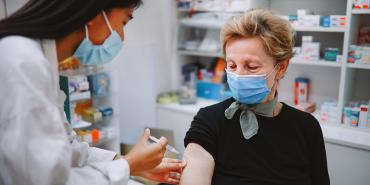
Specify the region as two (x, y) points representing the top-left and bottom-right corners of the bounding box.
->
(0, 0), (142, 39)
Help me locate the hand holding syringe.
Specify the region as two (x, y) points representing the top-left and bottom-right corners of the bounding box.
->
(148, 135), (180, 154)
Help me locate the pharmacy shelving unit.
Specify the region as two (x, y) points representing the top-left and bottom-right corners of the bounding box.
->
(158, 0), (370, 154)
(60, 66), (121, 153)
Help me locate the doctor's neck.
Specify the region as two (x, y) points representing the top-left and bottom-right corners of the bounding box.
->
(56, 29), (85, 62)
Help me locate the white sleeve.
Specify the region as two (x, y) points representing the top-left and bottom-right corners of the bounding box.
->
(65, 118), (119, 165)
(62, 120), (118, 167)
(0, 41), (129, 185)
(67, 159), (130, 185)
(68, 132), (119, 167)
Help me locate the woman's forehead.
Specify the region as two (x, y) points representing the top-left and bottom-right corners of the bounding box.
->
(225, 37), (274, 64)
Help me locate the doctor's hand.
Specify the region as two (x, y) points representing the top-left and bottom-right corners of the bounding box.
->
(122, 128), (168, 176)
(137, 158), (186, 184)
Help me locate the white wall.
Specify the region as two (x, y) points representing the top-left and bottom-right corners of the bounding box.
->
(117, 0), (176, 144)
(0, 0), (5, 18)
(4, 0), (26, 15)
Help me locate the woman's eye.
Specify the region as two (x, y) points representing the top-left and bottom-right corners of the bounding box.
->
(249, 66), (258, 70)
(226, 63), (236, 69)
(229, 66), (236, 70)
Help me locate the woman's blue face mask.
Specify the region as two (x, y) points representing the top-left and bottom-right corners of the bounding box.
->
(226, 64), (279, 105)
(74, 11), (123, 65)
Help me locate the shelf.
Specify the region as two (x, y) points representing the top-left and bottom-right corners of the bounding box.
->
(91, 115), (116, 124)
(290, 58), (342, 68)
(71, 120), (92, 129)
(178, 51), (343, 68)
(180, 18), (346, 33)
(179, 18), (225, 29)
(293, 26), (346, 33)
(178, 49), (222, 58)
(59, 66), (104, 77)
(352, 9), (370, 14)
(70, 91), (92, 102)
(320, 124), (370, 151)
(157, 98), (218, 115)
(178, 8), (244, 13)
(347, 63), (370, 70)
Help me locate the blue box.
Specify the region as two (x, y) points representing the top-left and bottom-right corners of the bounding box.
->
(321, 16), (331, 27)
(196, 82), (231, 101)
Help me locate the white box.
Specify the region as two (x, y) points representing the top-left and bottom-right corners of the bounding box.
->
(302, 42), (320, 61)
(302, 36), (314, 42)
(330, 15), (346, 22)
(193, 0), (269, 12)
(359, 105), (369, 128)
(307, 15), (320, 27)
(368, 101), (370, 128)
(330, 15), (346, 28)
(297, 9), (313, 19)
(298, 15), (320, 27)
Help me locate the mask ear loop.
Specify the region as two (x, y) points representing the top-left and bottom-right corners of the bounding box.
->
(265, 63), (281, 79)
(102, 11), (114, 34)
(266, 63), (282, 92)
(84, 25), (90, 41)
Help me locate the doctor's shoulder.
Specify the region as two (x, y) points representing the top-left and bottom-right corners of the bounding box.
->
(0, 36), (48, 72)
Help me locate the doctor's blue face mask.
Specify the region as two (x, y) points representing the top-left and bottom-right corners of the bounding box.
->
(74, 11), (123, 65)
(226, 64), (280, 105)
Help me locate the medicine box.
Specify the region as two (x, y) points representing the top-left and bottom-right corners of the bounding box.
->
(196, 81), (231, 101)
(302, 42), (320, 61)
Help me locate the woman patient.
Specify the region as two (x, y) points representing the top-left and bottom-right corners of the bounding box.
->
(180, 9), (330, 185)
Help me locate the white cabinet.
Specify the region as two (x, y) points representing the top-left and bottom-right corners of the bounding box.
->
(157, 107), (194, 154)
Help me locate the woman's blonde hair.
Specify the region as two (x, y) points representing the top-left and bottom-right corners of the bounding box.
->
(221, 9), (296, 63)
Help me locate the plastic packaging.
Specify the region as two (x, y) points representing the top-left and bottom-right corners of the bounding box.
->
(88, 72), (110, 97)
(343, 107), (352, 126)
(324, 48), (339, 61)
(350, 107), (360, 127)
(359, 105), (369, 128)
(294, 77), (309, 105)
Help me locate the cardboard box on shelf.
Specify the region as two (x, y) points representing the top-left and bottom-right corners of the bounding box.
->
(302, 42), (320, 61)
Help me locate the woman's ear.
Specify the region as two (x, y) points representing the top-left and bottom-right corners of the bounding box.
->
(276, 60), (290, 80)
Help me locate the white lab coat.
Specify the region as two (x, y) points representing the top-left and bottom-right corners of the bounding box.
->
(0, 36), (130, 185)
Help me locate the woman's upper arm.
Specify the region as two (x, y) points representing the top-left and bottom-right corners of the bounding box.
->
(180, 143), (215, 185)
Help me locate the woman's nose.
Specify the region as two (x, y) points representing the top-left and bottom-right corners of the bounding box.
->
(234, 67), (249, 76)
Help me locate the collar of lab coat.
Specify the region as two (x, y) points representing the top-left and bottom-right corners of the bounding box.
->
(39, 39), (60, 94)
(39, 39), (74, 137)
(40, 39), (58, 63)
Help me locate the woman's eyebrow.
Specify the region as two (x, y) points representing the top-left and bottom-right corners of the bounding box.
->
(225, 58), (234, 63)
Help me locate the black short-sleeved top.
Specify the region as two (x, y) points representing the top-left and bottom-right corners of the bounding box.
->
(184, 98), (330, 185)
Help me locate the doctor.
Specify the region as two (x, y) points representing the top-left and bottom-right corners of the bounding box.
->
(0, 0), (185, 185)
